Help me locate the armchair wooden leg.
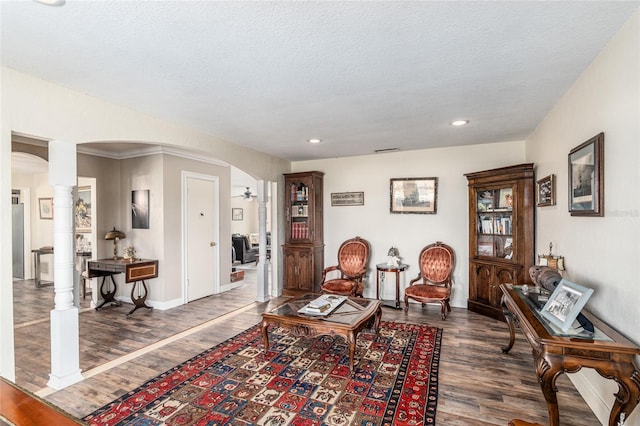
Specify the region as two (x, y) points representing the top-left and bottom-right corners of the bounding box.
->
(440, 302), (447, 320)
(404, 295), (409, 312)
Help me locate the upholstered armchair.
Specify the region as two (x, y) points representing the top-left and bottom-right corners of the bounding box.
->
(320, 236), (371, 297)
(404, 241), (455, 319)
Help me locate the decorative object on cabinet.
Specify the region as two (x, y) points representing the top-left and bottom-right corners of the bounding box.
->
(389, 177), (438, 214)
(320, 236), (370, 297)
(528, 266), (562, 293)
(404, 241), (455, 320)
(386, 246), (400, 267)
(131, 189), (150, 229)
(536, 174), (555, 207)
(283, 171), (324, 294)
(540, 279), (594, 332)
(231, 207), (243, 221)
(569, 132), (604, 216)
(465, 163), (535, 321)
(123, 246), (136, 261)
(38, 197), (53, 220)
(537, 242), (565, 271)
(75, 186), (92, 231)
(104, 227), (126, 260)
(330, 191), (364, 206)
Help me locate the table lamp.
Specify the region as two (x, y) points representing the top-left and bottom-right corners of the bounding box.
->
(104, 227), (126, 259)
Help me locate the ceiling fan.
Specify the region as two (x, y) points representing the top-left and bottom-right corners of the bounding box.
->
(233, 187), (257, 200)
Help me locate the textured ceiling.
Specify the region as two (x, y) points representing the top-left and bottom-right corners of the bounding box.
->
(1, 1), (638, 161)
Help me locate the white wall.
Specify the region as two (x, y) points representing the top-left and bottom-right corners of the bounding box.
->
(526, 12), (639, 425)
(293, 141), (526, 305)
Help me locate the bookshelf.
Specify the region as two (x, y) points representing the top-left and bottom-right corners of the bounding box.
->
(283, 171), (324, 294)
(465, 164), (534, 320)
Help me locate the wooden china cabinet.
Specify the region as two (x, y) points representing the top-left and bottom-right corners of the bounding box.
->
(465, 163), (534, 321)
(283, 171), (324, 295)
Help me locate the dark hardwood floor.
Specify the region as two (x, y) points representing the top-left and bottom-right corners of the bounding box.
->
(12, 271), (600, 425)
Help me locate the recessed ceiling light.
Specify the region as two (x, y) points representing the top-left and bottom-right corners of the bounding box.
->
(450, 120), (469, 127)
(308, 138), (322, 144)
(33, 0), (66, 6)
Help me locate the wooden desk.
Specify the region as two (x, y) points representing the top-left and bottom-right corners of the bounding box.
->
(376, 263), (408, 309)
(500, 283), (640, 426)
(88, 258), (158, 316)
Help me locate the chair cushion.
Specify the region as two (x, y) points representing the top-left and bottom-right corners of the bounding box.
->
(405, 284), (449, 300)
(322, 279), (363, 296)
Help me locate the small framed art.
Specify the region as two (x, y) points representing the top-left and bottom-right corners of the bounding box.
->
(540, 279), (593, 332)
(39, 198), (53, 220)
(537, 174), (555, 207)
(331, 192), (364, 206)
(569, 133), (604, 216)
(232, 208), (243, 221)
(390, 177), (438, 214)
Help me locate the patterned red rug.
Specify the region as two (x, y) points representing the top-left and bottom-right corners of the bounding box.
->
(84, 321), (442, 425)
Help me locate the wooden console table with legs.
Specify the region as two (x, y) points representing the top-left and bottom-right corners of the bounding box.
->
(88, 258), (158, 316)
(500, 283), (640, 426)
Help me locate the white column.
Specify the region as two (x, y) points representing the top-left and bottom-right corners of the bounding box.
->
(256, 180), (270, 303)
(47, 140), (83, 389)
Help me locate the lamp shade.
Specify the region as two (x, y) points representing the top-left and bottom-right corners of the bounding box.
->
(104, 227), (126, 241)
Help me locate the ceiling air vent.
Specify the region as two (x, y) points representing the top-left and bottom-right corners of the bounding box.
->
(374, 148), (399, 154)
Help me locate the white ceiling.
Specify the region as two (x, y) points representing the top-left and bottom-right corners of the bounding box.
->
(2, 1), (638, 163)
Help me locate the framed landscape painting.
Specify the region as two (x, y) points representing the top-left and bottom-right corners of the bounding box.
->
(390, 177), (438, 214)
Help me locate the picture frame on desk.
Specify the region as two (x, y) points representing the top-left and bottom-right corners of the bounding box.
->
(540, 279), (594, 332)
(389, 177), (438, 214)
(569, 133), (604, 216)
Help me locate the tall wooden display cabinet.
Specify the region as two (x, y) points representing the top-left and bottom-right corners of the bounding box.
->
(465, 163), (534, 320)
(283, 171), (324, 294)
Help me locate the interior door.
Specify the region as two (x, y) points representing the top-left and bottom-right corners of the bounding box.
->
(186, 176), (218, 301)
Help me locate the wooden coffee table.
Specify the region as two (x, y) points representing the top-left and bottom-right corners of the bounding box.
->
(261, 294), (382, 370)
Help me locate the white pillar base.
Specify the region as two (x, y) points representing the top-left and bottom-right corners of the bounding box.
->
(47, 308), (83, 390)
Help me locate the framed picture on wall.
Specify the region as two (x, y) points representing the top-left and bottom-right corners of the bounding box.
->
(39, 198), (53, 220)
(569, 133), (604, 216)
(132, 190), (150, 229)
(232, 208), (243, 221)
(537, 174), (555, 207)
(75, 186), (92, 232)
(389, 177), (438, 214)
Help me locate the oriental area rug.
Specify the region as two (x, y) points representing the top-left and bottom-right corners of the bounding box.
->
(84, 321), (442, 426)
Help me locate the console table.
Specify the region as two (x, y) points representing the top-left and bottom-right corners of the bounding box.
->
(88, 258), (158, 316)
(500, 283), (640, 426)
(376, 263), (408, 309)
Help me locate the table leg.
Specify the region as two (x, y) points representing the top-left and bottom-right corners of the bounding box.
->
(95, 275), (121, 310)
(127, 280), (153, 316)
(376, 269), (380, 300)
(394, 272), (401, 309)
(261, 319), (270, 352)
(347, 331), (356, 371)
(536, 352), (562, 426)
(501, 295), (516, 353)
(602, 362), (640, 426)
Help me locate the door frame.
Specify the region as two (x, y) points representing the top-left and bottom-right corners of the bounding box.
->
(181, 171), (220, 303)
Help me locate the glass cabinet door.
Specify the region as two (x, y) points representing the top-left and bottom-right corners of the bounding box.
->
(476, 187), (513, 259)
(288, 179), (311, 241)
